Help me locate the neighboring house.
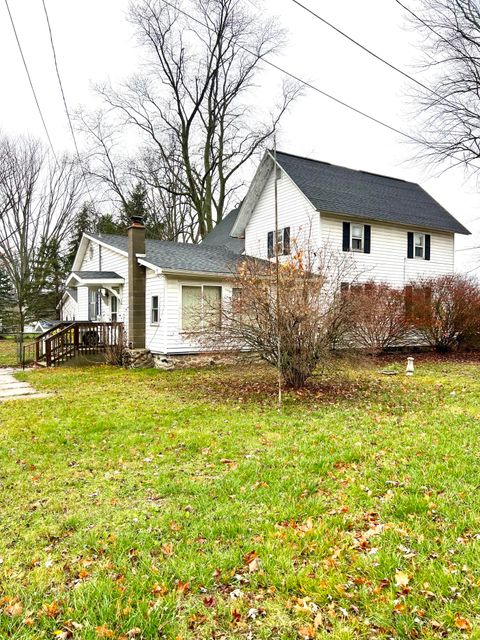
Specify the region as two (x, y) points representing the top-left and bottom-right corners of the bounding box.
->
(62, 150), (469, 357)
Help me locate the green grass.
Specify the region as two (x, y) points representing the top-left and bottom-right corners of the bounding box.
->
(0, 338), (20, 367)
(1, 361), (480, 638)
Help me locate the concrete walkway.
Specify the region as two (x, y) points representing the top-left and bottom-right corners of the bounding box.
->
(0, 368), (48, 402)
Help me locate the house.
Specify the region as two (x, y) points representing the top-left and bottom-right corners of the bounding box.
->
(61, 150), (469, 361)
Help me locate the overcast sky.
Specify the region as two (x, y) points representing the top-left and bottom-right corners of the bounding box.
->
(1, 0), (479, 273)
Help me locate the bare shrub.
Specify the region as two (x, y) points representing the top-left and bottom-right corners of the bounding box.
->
(193, 245), (357, 389)
(345, 282), (410, 353)
(407, 274), (480, 352)
(105, 328), (127, 366)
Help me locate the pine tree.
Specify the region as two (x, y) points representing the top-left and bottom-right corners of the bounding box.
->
(0, 269), (15, 331)
(65, 202), (97, 270)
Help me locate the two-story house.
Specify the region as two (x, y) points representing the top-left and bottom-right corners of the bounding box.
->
(62, 150), (470, 358)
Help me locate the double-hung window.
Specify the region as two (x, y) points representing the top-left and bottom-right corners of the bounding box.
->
(342, 222), (371, 254)
(415, 233), (425, 258)
(111, 295), (118, 322)
(267, 227), (291, 258)
(351, 224), (364, 252)
(151, 295), (159, 325)
(407, 231), (431, 260)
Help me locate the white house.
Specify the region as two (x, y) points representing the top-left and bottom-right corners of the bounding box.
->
(61, 150), (469, 359)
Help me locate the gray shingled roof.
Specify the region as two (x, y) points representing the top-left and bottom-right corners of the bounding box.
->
(73, 271), (124, 280)
(88, 234), (240, 274)
(275, 151), (470, 235)
(202, 208), (245, 253)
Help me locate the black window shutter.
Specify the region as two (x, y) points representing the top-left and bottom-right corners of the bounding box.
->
(342, 222), (350, 252)
(267, 231), (273, 258)
(425, 234), (431, 261)
(364, 224), (371, 254)
(407, 232), (414, 259)
(283, 227), (290, 255)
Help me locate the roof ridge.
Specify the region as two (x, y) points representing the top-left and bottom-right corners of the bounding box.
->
(274, 149), (413, 185)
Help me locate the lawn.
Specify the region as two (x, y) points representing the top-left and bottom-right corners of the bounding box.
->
(0, 338), (19, 367)
(0, 360), (480, 639)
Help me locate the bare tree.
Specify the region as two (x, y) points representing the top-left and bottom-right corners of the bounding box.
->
(405, 0), (480, 169)
(77, 111), (200, 241)
(190, 244), (357, 389)
(0, 135), (84, 330)
(94, 0), (300, 239)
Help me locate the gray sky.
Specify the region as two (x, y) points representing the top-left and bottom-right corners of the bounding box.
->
(1, 0), (479, 273)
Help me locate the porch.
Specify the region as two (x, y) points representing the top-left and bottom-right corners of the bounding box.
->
(22, 321), (124, 368)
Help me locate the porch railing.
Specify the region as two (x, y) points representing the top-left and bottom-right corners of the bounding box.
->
(22, 321), (124, 368)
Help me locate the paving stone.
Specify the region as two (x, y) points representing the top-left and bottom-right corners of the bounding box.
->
(0, 368), (47, 402)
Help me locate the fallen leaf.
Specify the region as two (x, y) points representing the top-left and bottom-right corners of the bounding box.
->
(298, 624), (316, 639)
(42, 601), (60, 618)
(394, 570), (410, 587)
(455, 614), (473, 632)
(161, 543), (174, 556)
(5, 601), (23, 617)
(95, 624), (115, 638)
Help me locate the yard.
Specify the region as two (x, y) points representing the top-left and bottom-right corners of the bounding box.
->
(0, 360), (480, 639)
(0, 338), (19, 367)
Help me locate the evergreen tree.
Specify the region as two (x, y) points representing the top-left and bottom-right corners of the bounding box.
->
(65, 202), (97, 270)
(122, 181), (148, 222)
(0, 268), (15, 330)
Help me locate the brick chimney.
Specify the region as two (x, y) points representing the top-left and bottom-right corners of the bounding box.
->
(128, 215), (146, 349)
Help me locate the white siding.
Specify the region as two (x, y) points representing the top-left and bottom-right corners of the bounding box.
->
(164, 276), (232, 354)
(321, 214), (455, 287)
(76, 286), (89, 321)
(146, 271), (167, 354)
(74, 239), (129, 324)
(245, 169), (320, 259)
(61, 295), (77, 321)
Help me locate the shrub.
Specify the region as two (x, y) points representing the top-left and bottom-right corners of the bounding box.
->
(105, 329), (127, 366)
(407, 274), (480, 352)
(195, 246), (356, 389)
(346, 281), (409, 353)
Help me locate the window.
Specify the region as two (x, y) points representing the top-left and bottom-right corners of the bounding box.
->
(267, 227), (291, 258)
(111, 295), (118, 322)
(407, 232), (431, 260)
(342, 222), (371, 254)
(89, 288), (101, 321)
(182, 285), (222, 331)
(351, 224), (364, 252)
(414, 233), (425, 258)
(151, 295), (159, 325)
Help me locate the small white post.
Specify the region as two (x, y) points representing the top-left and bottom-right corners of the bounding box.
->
(406, 356), (415, 376)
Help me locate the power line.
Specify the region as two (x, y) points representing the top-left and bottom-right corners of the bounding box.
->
(41, 0), (96, 208)
(393, 0), (444, 40)
(3, 0), (58, 166)
(289, 0), (443, 102)
(160, 0), (418, 143)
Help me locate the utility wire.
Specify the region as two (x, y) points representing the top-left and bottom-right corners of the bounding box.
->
(393, 0), (444, 40)
(289, 0), (444, 102)
(3, 0), (58, 166)
(41, 0), (96, 208)
(160, 0), (418, 143)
